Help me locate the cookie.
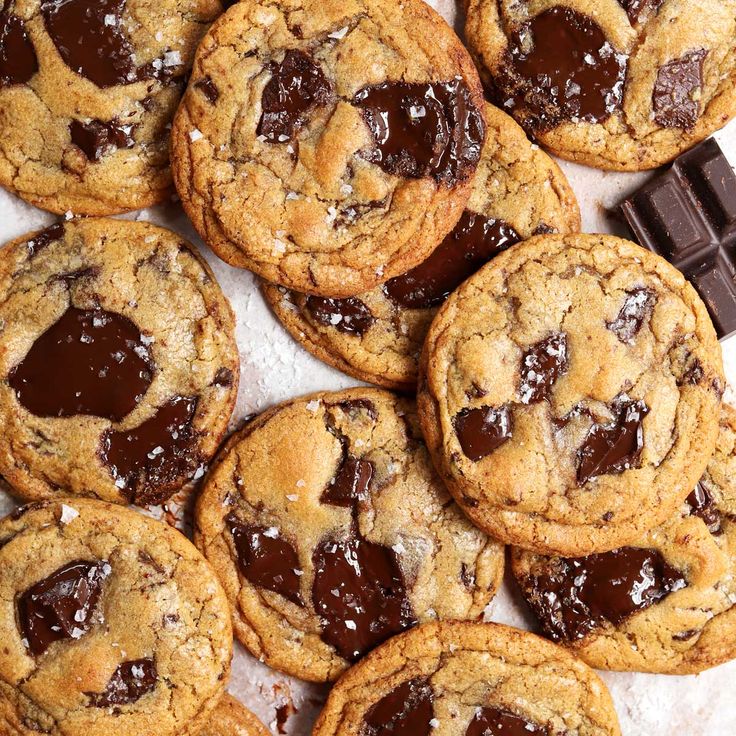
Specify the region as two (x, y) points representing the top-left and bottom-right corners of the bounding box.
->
(171, 0), (487, 297)
(511, 404), (736, 675)
(195, 388), (504, 683)
(0, 0), (223, 215)
(200, 694), (270, 736)
(0, 498), (232, 736)
(0, 218), (239, 506)
(312, 621), (621, 736)
(465, 0), (736, 171)
(262, 103), (580, 390)
(418, 232), (724, 556)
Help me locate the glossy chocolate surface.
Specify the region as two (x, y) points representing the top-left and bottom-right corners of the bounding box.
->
(0, 6), (38, 86)
(321, 454), (373, 507)
(687, 483), (722, 535)
(70, 119), (135, 161)
(519, 333), (568, 404)
(466, 707), (547, 736)
(363, 678), (434, 736)
(653, 49), (707, 130)
(305, 296), (375, 336)
(87, 658), (157, 707)
(453, 405), (512, 461)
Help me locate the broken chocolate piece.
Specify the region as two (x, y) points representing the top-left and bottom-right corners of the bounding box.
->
(653, 49), (708, 130)
(321, 455), (374, 507)
(305, 296), (375, 336)
(466, 707), (547, 736)
(686, 482), (722, 535)
(607, 288), (657, 343)
(70, 119), (135, 161)
(196, 76), (219, 104)
(26, 223), (65, 257)
(453, 406), (512, 461)
(0, 6), (38, 86)
(87, 658), (157, 707)
(519, 333), (568, 404)
(363, 678), (434, 736)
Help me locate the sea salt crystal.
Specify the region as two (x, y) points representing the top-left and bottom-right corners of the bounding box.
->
(306, 400), (321, 413)
(345, 620), (357, 630)
(164, 50), (182, 67)
(60, 504), (79, 524)
(263, 527), (279, 538)
(189, 128), (204, 142)
(328, 26), (348, 40)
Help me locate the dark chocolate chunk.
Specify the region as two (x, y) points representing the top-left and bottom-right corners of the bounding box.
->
(226, 515), (304, 606)
(195, 76), (219, 104)
(332, 398), (377, 420)
(87, 658), (157, 707)
(453, 406), (512, 461)
(466, 707), (547, 736)
(257, 50), (331, 142)
(0, 6), (38, 87)
(620, 139), (736, 338)
(653, 49), (708, 130)
(519, 333), (568, 404)
(686, 482), (722, 535)
(522, 548), (687, 641)
(501, 7), (626, 130)
(9, 307), (154, 423)
(70, 119), (135, 161)
(672, 629), (699, 641)
(305, 296), (375, 336)
(99, 396), (199, 505)
(212, 367), (234, 387)
(384, 211), (520, 309)
(607, 288), (657, 343)
(618, 0), (664, 24)
(18, 560), (109, 656)
(321, 455), (374, 507)
(353, 78), (484, 185)
(576, 397), (649, 484)
(363, 678), (434, 736)
(26, 223), (65, 258)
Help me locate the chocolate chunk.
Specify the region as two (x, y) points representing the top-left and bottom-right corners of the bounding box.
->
(99, 396), (199, 505)
(363, 678), (434, 736)
(9, 307), (154, 423)
(226, 515), (303, 606)
(212, 367), (234, 387)
(519, 333), (568, 404)
(87, 659), (157, 707)
(195, 76), (219, 104)
(0, 6), (38, 86)
(501, 7), (627, 130)
(466, 707), (547, 736)
(305, 296), (375, 336)
(332, 398), (377, 419)
(576, 397), (649, 485)
(618, 0), (664, 24)
(321, 455), (374, 507)
(18, 560), (109, 656)
(353, 78), (484, 185)
(257, 50), (331, 142)
(607, 288), (657, 343)
(686, 483), (722, 535)
(620, 139), (736, 338)
(672, 629), (699, 642)
(653, 49), (708, 130)
(384, 211), (520, 309)
(26, 223), (65, 258)
(522, 547), (687, 641)
(70, 119), (135, 161)
(453, 406), (512, 461)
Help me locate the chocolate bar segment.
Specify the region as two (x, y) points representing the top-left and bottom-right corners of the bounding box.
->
(620, 139), (736, 338)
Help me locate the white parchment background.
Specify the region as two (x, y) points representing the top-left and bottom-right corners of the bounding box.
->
(1, 1), (736, 733)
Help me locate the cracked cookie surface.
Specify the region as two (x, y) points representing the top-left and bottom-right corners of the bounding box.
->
(0, 498), (232, 736)
(262, 103), (580, 390)
(312, 621), (621, 736)
(171, 0), (486, 297)
(200, 694), (270, 736)
(511, 404), (736, 674)
(0, 0), (222, 215)
(418, 233), (724, 556)
(465, 0), (736, 170)
(194, 388), (504, 683)
(0, 218), (239, 506)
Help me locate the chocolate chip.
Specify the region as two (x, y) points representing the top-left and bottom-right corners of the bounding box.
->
(466, 707), (547, 736)
(607, 288), (657, 343)
(9, 307), (154, 423)
(519, 333), (568, 404)
(522, 548), (687, 641)
(212, 367), (234, 387)
(353, 78), (484, 185)
(26, 223), (65, 258)
(653, 49), (708, 130)
(501, 7), (627, 130)
(617, 0), (664, 23)
(576, 397), (649, 485)
(18, 560), (109, 656)
(453, 406), (512, 461)
(383, 211), (520, 309)
(195, 76), (219, 104)
(99, 396), (199, 505)
(226, 515), (304, 606)
(0, 6), (38, 87)
(321, 455), (374, 507)
(686, 483), (722, 535)
(70, 119), (135, 161)
(363, 678), (434, 736)
(305, 296), (375, 336)
(87, 659), (157, 707)
(257, 50), (331, 142)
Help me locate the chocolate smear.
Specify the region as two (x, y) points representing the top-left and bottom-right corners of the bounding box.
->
(363, 678), (434, 736)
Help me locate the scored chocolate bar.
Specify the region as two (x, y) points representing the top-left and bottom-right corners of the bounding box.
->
(620, 138), (736, 339)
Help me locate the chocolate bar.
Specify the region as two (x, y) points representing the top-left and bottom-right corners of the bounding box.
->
(620, 138), (736, 339)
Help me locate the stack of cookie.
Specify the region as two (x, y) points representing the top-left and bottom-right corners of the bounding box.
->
(0, 0), (735, 734)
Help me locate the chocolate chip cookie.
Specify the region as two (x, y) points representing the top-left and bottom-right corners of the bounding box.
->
(262, 103), (580, 390)
(418, 233), (724, 556)
(511, 404), (736, 674)
(171, 0), (487, 297)
(312, 621), (621, 736)
(0, 498), (232, 736)
(0, 218), (239, 506)
(195, 389), (504, 682)
(465, 0), (736, 170)
(201, 694), (270, 736)
(0, 0), (223, 215)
